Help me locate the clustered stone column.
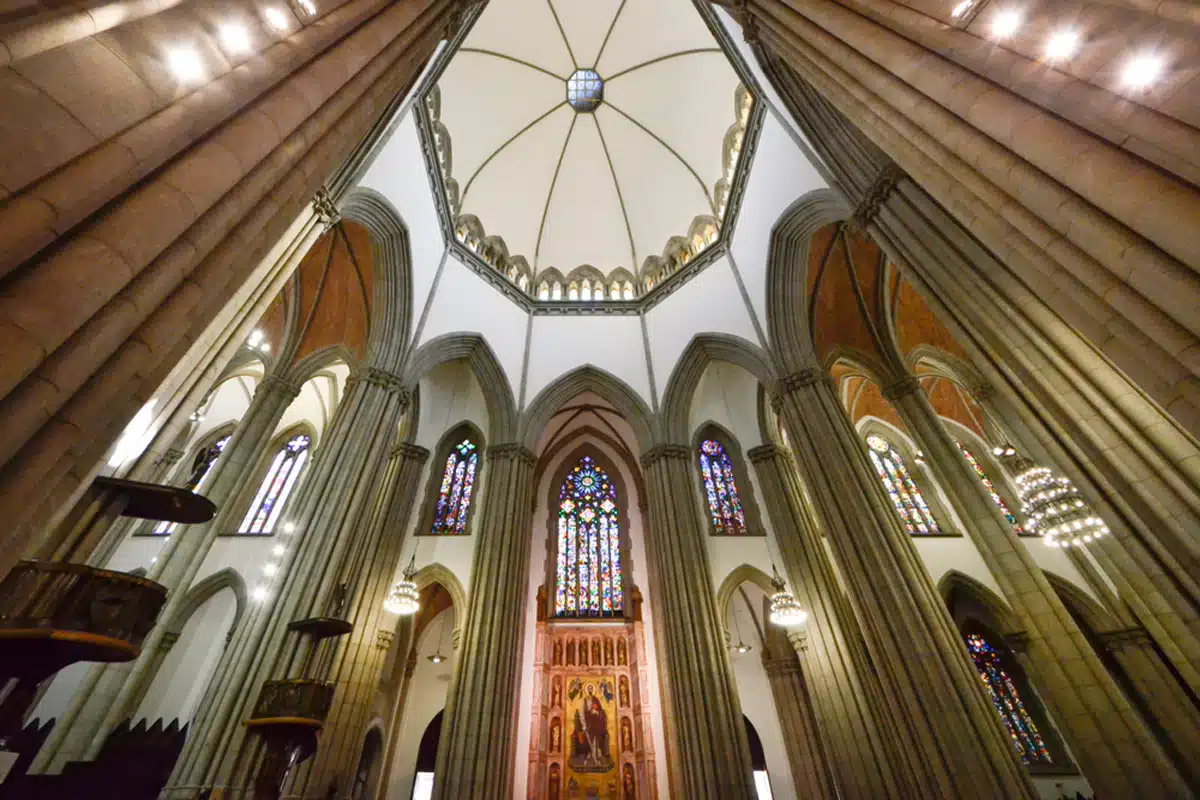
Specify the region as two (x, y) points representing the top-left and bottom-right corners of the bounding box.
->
(163, 368), (410, 798)
(30, 372), (302, 774)
(759, 626), (836, 798)
(639, 445), (756, 798)
(432, 444), (537, 799)
(747, 442), (905, 796)
(885, 375), (1188, 794)
(773, 369), (1035, 799)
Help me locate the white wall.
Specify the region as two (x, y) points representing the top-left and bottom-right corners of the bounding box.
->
(524, 315), (652, 410)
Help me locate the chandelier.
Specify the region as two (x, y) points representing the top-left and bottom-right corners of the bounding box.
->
(768, 568), (807, 627)
(384, 556), (420, 615)
(1003, 448), (1109, 548)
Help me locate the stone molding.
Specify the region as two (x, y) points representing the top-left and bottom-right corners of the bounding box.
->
(747, 443), (781, 464)
(881, 376), (922, 401)
(347, 367), (409, 398)
(850, 163), (906, 231)
(312, 186), (340, 230)
(762, 656), (804, 678)
(163, 448), (186, 466)
(376, 629), (394, 651)
(259, 374), (304, 399)
(390, 442), (431, 461)
(640, 444), (691, 468)
(486, 443), (537, 466)
(1098, 627), (1153, 652)
(1003, 631), (1031, 655)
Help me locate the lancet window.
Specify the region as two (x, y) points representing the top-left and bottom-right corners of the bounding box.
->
(239, 433), (310, 534)
(431, 438), (478, 534)
(865, 433), (940, 534)
(698, 438), (748, 535)
(958, 442), (1023, 533)
(555, 456), (622, 617)
(965, 632), (1053, 766)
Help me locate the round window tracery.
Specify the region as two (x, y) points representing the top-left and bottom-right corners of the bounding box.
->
(566, 69), (604, 112)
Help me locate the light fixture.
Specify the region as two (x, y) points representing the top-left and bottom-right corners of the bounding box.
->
(167, 45), (205, 83)
(1002, 450), (1109, 548)
(264, 7), (290, 30)
(385, 555), (420, 615)
(950, 0), (973, 19)
(730, 595), (752, 655)
(246, 328), (270, 354)
(913, 449), (926, 466)
(272, 544), (286, 556)
(219, 23), (251, 54)
(769, 567), (808, 628)
(298, 0), (317, 16)
(1121, 52), (1163, 91)
(252, 585), (269, 601)
(992, 444), (1016, 457)
(282, 521), (296, 534)
(990, 8), (1022, 39)
(262, 562), (278, 576)
(1044, 29), (1080, 61)
(427, 613), (450, 664)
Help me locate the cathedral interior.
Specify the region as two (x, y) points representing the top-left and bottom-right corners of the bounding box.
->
(0, 0), (1196, 797)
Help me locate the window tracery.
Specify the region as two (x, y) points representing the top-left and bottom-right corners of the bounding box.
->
(431, 438), (478, 535)
(555, 456), (622, 617)
(698, 439), (748, 535)
(865, 433), (940, 534)
(958, 442), (1023, 533)
(965, 632), (1053, 766)
(239, 433), (310, 534)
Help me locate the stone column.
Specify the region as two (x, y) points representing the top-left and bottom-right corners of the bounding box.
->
(638, 445), (756, 799)
(163, 368), (409, 798)
(433, 443), (537, 800)
(31, 372), (301, 773)
(885, 375), (1187, 795)
(773, 369), (1035, 799)
(760, 627), (836, 798)
(299, 440), (429, 794)
(747, 443), (907, 795)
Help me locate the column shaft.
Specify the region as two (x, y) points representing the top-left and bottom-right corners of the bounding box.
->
(639, 445), (756, 798)
(760, 630), (836, 799)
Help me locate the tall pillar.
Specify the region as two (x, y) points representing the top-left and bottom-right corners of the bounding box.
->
(433, 443), (537, 799)
(759, 627), (836, 798)
(638, 445), (756, 799)
(885, 375), (1188, 795)
(163, 368), (409, 798)
(773, 369), (1035, 799)
(31, 372), (301, 773)
(747, 443), (907, 795)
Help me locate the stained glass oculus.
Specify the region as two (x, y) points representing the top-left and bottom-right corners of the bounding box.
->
(698, 439), (748, 535)
(965, 633), (1052, 765)
(239, 433), (310, 534)
(566, 69), (603, 112)
(432, 439), (478, 534)
(555, 456), (622, 617)
(865, 433), (940, 534)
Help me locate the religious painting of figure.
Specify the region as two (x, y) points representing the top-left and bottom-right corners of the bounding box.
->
(554, 639), (564, 665)
(604, 638), (614, 665)
(552, 675), (563, 708)
(566, 677), (616, 775)
(622, 764), (635, 799)
(567, 639), (576, 665)
(616, 639), (627, 665)
(592, 639), (602, 665)
(579, 640), (588, 666)
(549, 763), (562, 800)
(550, 716), (562, 753)
(618, 675), (630, 707)
(620, 717), (633, 753)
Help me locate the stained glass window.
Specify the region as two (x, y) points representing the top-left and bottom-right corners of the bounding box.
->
(431, 438), (478, 534)
(238, 433), (310, 534)
(153, 434), (230, 535)
(957, 442), (1024, 533)
(865, 433), (940, 534)
(965, 633), (1052, 765)
(555, 456), (622, 617)
(698, 439), (748, 535)
(566, 69), (604, 112)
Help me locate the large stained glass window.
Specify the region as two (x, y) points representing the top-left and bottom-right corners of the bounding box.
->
(239, 433), (310, 534)
(153, 434), (230, 535)
(865, 434), (940, 534)
(698, 439), (748, 535)
(965, 633), (1052, 766)
(431, 438), (478, 534)
(555, 456), (622, 617)
(958, 442), (1024, 533)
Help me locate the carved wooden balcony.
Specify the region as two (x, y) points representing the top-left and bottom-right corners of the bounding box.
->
(246, 678), (336, 731)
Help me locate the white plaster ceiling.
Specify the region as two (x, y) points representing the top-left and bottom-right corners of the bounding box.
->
(435, 0), (744, 280)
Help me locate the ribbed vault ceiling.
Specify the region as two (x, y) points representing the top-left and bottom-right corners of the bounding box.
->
(430, 0), (749, 293)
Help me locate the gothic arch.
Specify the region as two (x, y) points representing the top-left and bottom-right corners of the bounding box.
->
(691, 421), (766, 536)
(414, 421), (487, 537)
(412, 563), (468, 625)
(341, 188), (414, 368)
(857, 415), (959, 536)
(1044, 572), (1121, 634)
(169, 567), (248, 636)
(283, 346), (356, 386)
(938, 569), (1021, 636)
(764, 189), (852, 372)
(714, 563), (775, 629)
(520, 366), (655, 453)
(404, 333), (518, 442)
(231, 420), (318, 534)
(660, 333), (777, 444)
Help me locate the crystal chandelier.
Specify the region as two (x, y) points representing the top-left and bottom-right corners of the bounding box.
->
(1002, 448), (1109, 548)
(384, 556), (420, 615)
(768, 568), (807, 627)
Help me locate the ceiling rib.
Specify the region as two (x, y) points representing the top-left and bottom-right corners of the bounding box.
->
(534, 113), (580, 269)
(462, 101), (567, 203)
(593, 113), (638, 272)
(605, 101), (716, 213)
(593, 0), (629, 70)
(604, 48), (724, 83)
(545, 0), (578, 69)
(458, 47), (568, 80)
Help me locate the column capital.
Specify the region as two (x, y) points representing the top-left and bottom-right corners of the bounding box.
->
(1097, 626), (1153, 652)
(730, 0), (760, 44)
(762, 656), (803, 678)
(260, 373), (303, 399)
(160, 631), (181, 651)
(390, 441), (430, 461)
(163, 447), (186, 465)
(850, 162), (906, 231)
(1003, 631), (1031, 655)
(376, 629), (394, 651)
(348, 367), (410, 399)
(775, 368), (823, 397)
(312, 186), (340, 229)
(881, 375), (922, 401)
(487, 442), (537, 466)
(747, 443), (782, 464)
(640, 443), (691, 468)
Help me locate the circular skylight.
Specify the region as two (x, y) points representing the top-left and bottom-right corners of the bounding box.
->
(566, 69), (604, 112)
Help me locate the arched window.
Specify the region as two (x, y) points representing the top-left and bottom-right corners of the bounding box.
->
(154, 434), (231, 534)
(958, 442), (1023, 533)
(865, 433), (940, 534)
(239, 433), (310, 534)
(555, 456), (622, 617)
(965, 632), (1053, 766)
(698, 439), (748, 535)
(431, 438), (478, 535)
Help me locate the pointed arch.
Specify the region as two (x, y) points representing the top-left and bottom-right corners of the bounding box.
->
(1044, 572), (1121, 633)
(235, 421), (317, 535)
(405, 334), (518, 442)
(661, 333), (777, 444)
(857, 416), (951, 536)
(938, 569), (1021, 635)
(551, 450), (626, 617)
(520, 366), (655, 453)
(416, 422), (486, 537)
(412, 562), (469, 621)
(714, 563), (775, 624)
(282, 345), (356, 386)
(341, 188), (414, 368)
(692, 421), (765, 536)
(169, 567), (248, 635)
